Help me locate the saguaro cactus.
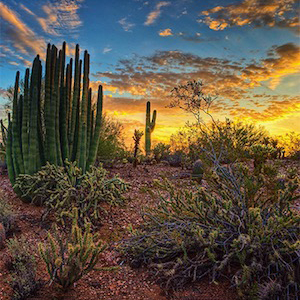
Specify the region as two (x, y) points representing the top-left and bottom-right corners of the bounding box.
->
(6, 42), (103, 185)
(145, 101), (157, 156)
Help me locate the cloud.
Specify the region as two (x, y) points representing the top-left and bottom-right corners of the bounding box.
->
(103, 47), (112, 54)
(19, 4), (35, 16)
(177, 32), (220, 43)
(159, 28), (173, 36)
(0, 2), (46, 57)
(144, 1), (170, 25)
(92, 42), (300, 128)
(242, 43), (300, 89)
(230, 96), (300, 122)
(37, 0), (84, 36)
(200, 0), (299, 33)
(0, 45), (31, 66)
(118, 17), (135, 32)
(8, 61), (19, 66)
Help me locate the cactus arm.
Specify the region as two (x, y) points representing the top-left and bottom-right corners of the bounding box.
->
(89, 108), (95, 156)
(6, 113), (15, 183)
(71, 59), (82, 162)
(37, 59), (45, 167)
(44, 44), (52, 162)
(86, 88), (92, 159)
(60, 60), (70, 162)
(48, 45), (58, 165)
(67, 58), (73, 139)
(28, 57), (40, 174)
(145, 101), (157, 156)
(70, 45), (80, 158)
(150, 110), (157, 132)
(86, 85), (103, 171)
(55, 50), (63, 166)
(12, 71), (24, 175)
(22, 68), (30, 173)
(78, 51), (89, 173)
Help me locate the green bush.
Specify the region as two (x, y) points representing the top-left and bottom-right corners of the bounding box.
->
(120, 164), (300, 299)
(14, 161), (128, 227)
(249, 144), (275, 174)
(97, 113), (127, 162)
(153, 143), (171, 162)
(0, 197), (15, 234)
(39, 208), (106, 289)
(170, 120), (268, 165)
(7, 236), (40, 300)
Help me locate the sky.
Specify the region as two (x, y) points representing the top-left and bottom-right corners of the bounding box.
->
(0, 0), (299, 146)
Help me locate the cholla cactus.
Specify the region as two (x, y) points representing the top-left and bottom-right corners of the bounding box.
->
(132, 129), (143, 168)
(250, 144), (275, 173)
(39, 208), (106, 289)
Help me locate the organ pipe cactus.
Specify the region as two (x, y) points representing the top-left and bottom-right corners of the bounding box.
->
(145, 101), (157, 156)
(6, 42), (103, 186)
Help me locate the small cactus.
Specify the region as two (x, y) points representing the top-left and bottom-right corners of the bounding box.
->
(133, 129), (143, 168)
(39, 208), (106, 289)
(192, 159), (204, 183)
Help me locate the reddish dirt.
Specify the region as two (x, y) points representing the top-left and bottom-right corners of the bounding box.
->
(0, 160), (298, 300)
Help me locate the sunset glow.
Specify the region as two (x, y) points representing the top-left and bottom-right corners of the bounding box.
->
(0, 0), (299, 146)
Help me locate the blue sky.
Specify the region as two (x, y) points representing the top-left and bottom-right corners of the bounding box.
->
(0, 0), (299, 141)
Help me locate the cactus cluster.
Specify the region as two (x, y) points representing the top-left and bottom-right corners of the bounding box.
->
(145, 101), (156, 156)
(39, 208), (106, 289)
(6, 42), (103, 185)
(14, 161), (128, 226)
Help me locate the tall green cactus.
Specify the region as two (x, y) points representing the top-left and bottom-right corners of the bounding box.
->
(6, 42), (103, 186)
(145, 101), (157, 156)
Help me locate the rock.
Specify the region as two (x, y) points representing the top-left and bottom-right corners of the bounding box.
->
(0, 223), (6, 248)
(192, 159), (204, 183)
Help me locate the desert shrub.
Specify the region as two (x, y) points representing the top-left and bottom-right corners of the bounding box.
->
(278, 132), (300, 160)
(170, 120), (268, 166)
(249, 144), (276, 174)
(39, 208), (106, 289)
(97, 113), (127, 162)
(7, 236), (40, 300)
(0, 197), (15, 234)
(165, 150), (185, 168)
(121, 164), (300, 299)
(153, 143), (171, 162)
(14, 161), (128, 227)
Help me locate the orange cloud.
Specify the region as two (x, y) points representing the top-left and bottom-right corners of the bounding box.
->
(159, 28), (173, 36)
(94, 43), (300, 102)
(144, 1), (170, 26)
(230, 96), (300, 122)
(91, 42), (300, 141)
(0, 2), (46, 57)
(200, 0), (299, 33)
